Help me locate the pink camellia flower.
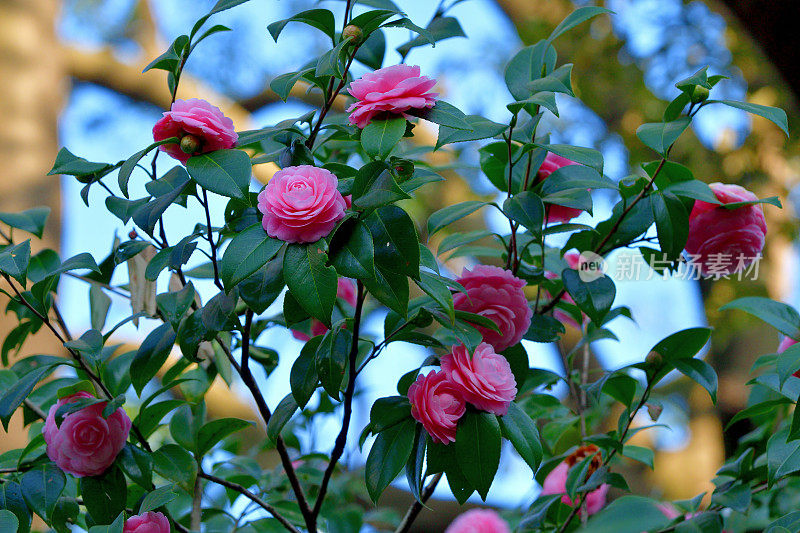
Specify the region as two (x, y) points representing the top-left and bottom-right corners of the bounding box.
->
(536, 153), (584, 224)
(685, 182), (767, 276)
(152, 98), (238, 164)
(453, 265), (532, 352)
(257, 165), (347, 243)
(346, 64), (438, 128)
(545, 252), (583, 329)
(124, 511), (171, 533)
(292, 278), (358, 341)
(43, 391), (131, 477)
(445, 508), (511, 533)
(441, 343), (517, 416)
(541, 445), (609, 516)
(408, 370), (466, 445)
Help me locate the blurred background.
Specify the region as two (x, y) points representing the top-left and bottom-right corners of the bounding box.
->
(1, 0), (798, 530)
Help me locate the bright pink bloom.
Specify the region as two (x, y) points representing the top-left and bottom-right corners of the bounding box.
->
(43, 391), (131, 477)
(445, 509), (511, 533)
(152, 98), (237, 164)
(441, 343), (517, 416)
(541, 445), (609, 516)
(536, 153), (584, 223)
(685, 182), (766, 276)
(346, 64), (438, 128)
(124, 511), (171, 533)
(292, 278), (357, 341)
(453, 265), (532, 352)
(257, 165), (347, 243)
(408, 370), (466, 445)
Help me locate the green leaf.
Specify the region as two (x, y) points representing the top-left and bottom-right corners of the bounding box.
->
(268, 9), (336, 43)
(365, 419), (416, 502)
(87, 513), (124, 533)
(80, 465), (127, 525)
(768, 426), (800, 483)
(239, 257), (284, 315)
(651, 192), (689, 259)
(139, 485), (178, 514)
(366, 205), (420, 279)
(0, 208), (50, 239)
(266, 394), (298, 441)
(48, 148), (114, 178)
(548, 6), (612, 42)
(504, 41), (557, 100)
(290, 337), (322, 408)
(503, 192), (544, 234)
(437, 230), (492, 257)
(636, 117), (691, 156)
(354, 29), (386, 70)
(361, 116), (407, 159)
(524, 314), (566, 343)
(720, 297), (800, 338)
(142, 35), (188, 73)
(21, 464), (65, 521)
(428, 201), (487, 236)
(118, 444), (153, 489)
(538, 144), (604, 175)
(0, 482), (30, 533)
(718, 100), (789, 137)
(89, 285), (111, 331)
(499, 402), (542, 472)
(330, 220), (375, 278)
(351, 165), (411, 210)
(0, 365), (55, 428)
(580, 496), (670, 533)
(152, 444), (197, 491)
(673, 358), (717, 403)
(650, 327), (712, 362)
(406, 100), (471, 130)
(221, 224), (283, 289)
(156, 282), (196, 329)
(208, 0), (251, 16)
(117, 139), (177, 197)
(562, 270), (615, 324)
(415, 272), (454, 322)
(197, 418), (253, 456)
(455, 411), (501, 500)
(721, 196), (782, 210)
(396, 16), (464, 58)
(0, 241), (31, 285)
(527, 64), (574, 96)
(405, 425), (426, 502)
(436, 115), (507, 149)
(269, 69), (314, 101)
(131, 323), (176, 395)
(283, 242), (338, 325)
(316, 327), (351, 399)
(0, 510), (18, 533)
(186, 149), (251, 200)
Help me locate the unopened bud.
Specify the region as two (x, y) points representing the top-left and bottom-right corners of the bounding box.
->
(128, 229), (138, 240)
(690, 85), (709, 104)
(343, 25), (363, 44)
(180, 134), (202, 155)
(391, 158), (415, 181)
(645, 351), (663, 367)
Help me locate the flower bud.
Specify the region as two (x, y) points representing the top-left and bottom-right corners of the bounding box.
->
(179, 134), (202, 155)
(645, 351), (663, 368)
(390, 157), (415, 181)
(646, 402), (663, 422)
(342, 25), (363, 45)
(690, 85), (709, 104)
(128, 229), (138, 240)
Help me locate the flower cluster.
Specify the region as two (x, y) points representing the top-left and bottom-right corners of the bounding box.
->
(408, 342), (517, 444)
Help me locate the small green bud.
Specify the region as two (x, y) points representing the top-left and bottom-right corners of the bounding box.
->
(342, 25), (363, 45)
(390, 158), (415, 181)
(690, 85), (710, 104)
(180, 134), (202, 155)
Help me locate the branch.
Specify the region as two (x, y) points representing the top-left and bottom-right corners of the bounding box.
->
(199, 471), (302, 533)
(395, 473), (443, 533)
(312, 281), (366, 518)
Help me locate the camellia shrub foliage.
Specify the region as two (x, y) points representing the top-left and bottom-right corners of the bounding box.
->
(0, 1), (797, 532)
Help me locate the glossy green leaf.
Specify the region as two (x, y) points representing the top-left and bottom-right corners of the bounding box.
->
(283, 242), (338, 325)
(186, 149), (251, 200)
(455, 411), (501, 500)
(221, 224), (283, 289)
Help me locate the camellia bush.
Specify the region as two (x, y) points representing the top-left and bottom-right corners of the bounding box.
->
(0, 1), (798, 532)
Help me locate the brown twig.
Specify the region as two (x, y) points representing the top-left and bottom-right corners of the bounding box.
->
(395, 472), (444, 533)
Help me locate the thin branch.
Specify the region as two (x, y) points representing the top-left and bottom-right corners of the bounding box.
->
(199, 472), (302, 533)
(395, 472), (443, 533)
(312, 281), (366, 518)
(201, 189), (224, 290)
